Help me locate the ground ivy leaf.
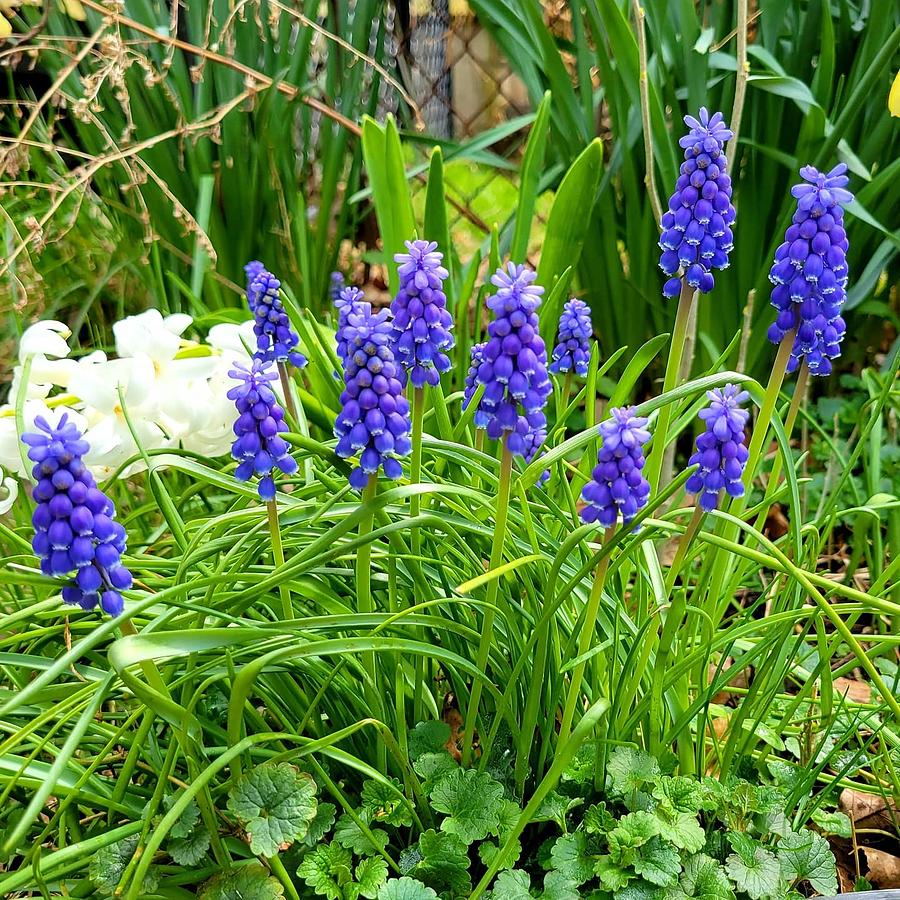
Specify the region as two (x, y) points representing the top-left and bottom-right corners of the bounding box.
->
(350, 856), (390, 899)
(583, 802), (615, 836)
(541, 870), (581, 900)
(607, 811), (659, 867)
(412, 751), (458, 787)
(227, 762), (318, 857)
(594, 855), (631, 892)
(303, 802), (338, 848)
(408, 721), (451, 760)
(297, 841), (354, 900)
(169, 825), (212, 866)
(199, 863), (286, 900)
(810, 808), (852, 838)
(725, 840), (782, 899)
(652, 777), (703, 816)
(377, 876), (439, 900)
(429, 768), (504, 844)
(334, 810), (389, 856)
(362, 777), (413, 828)
(672, 853), (735, 899)
(490, 868), (533, 899)
(777, 829), (838, 896)
(164, 793), (202, 840)
(617, 880), (667, 899)
(550, 832), (594, 885)
(410, 829), (472, 896)
(606, 747), (660, 799)
(89, 835), (158, 895)
(534, 792), (579, 830)
(634, 836), (681, 887)
(654, 810), (706, 853)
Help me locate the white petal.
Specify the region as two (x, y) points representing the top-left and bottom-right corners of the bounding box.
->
(0, 475), (18, 515)
(114, 310), (180, 362)
(19, 321), (71, 361)
(164, 313), (193, 336)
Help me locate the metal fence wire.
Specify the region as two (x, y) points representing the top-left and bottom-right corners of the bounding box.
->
(383, 0), (572, 253)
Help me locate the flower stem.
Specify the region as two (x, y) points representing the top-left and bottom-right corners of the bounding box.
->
(632, 0), (662, 225)
(277, 361), (299, 425)
(356, 476), (385, 767)
(557, 371), (574, 427)
(646, 279), (695, 494)
(651, 505), (706, 771)
(462, 444), (513, 766)
(409, 386), (426, 729)
(267, 499), (291, 620)
(558, 525), (616, 747)
(744, 331), (795, 488)
(410, 386), (425, 554)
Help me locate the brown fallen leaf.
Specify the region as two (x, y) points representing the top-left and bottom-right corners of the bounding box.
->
(863, 846), (900, 888)
(764, 503), (789, 540)
(840, 787), (887, 823)
(833, 676), (871, 704)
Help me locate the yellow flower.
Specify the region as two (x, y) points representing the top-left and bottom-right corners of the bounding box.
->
(890, 70), (900, 118)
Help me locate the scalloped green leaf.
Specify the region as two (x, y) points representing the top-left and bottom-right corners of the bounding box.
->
(227, 762), (318, 857)
(199, 864), (286, 900)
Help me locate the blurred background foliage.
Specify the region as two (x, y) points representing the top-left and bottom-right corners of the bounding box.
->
(1, 0), (898, 381)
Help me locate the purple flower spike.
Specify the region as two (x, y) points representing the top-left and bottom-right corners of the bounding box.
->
(335, 286), (367, 367)
(463, 342), (490, 428)
(767, 163), (853, 376)
(686, 385), (751, 510)
(476, 263), (552, 458)
(549, 298), (592, 377)
(335, 302), (412, 490)
(246, 263), (307, 369)
(329, 271), (345, 303)
(391, 239), (454, 389)
(580, 407), (651, 528)
(228, 359), (298, 501)
(658, 108), (736, 298)
(23, 414), (132, 615)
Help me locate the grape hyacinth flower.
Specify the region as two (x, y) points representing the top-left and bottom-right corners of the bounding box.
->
(476, 263), (552, 457)
(581, 407), (651, 528)
(335, 303), (412, 490)
(335, 286), (366, 367)
(462, 342), (489, 428)
(228, 359), (297, 501)
(391, 239), (454, 388)
(246, 264), (307, 369)
(767, 164), (853, 376)
(329, 271), (345, 303)
(549, 298), (592, 377)
(23, 414), (132, 615)
(658, 108), (736, 298)
(685, 384), (751, 510)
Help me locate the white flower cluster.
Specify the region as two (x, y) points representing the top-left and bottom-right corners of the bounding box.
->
(1, 310), (259, 512)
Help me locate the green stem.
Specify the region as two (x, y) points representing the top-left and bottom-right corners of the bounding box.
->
(707, 331), (795, 627)
(743, 332), (795, 489)
(650, 505), (705, 770)
(558, 525), (615, 746)
(462, 445), (513, 766)
(410, 386), (425, 553)
(646, 279), (695, 494)
(356, 477), (386, 769)
(267, 499), (291, 620)
(268, 853), (302, 900)
(755, 360), (809, 523)
(277, 361), (299, 425)
(557, 371), (574, 428)
(409, 386), (426, 724)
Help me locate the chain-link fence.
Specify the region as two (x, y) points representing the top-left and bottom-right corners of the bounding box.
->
(382, 0), (572, 259)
